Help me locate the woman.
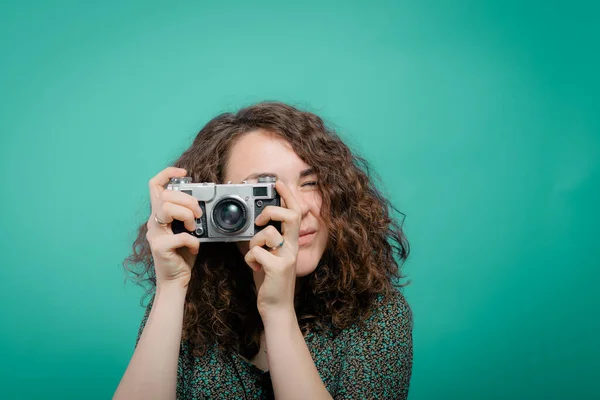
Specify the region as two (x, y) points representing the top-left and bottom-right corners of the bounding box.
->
(115, 102), (413, 399)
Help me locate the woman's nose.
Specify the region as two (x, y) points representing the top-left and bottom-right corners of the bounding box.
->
(298, 196), (310, 216)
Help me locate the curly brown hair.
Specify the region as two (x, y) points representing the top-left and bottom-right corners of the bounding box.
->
(123, 101), (410, 359)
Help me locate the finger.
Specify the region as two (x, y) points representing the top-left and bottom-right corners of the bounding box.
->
(149, 167), (187, 202)
(244, 246), (277, 272)
(275, 180), (303, 215)
(248, 225), (284, 250)
(255, 205), (300, 240)
(151, 232), (200, 255)
(149, 166), (188, 188)
(160, 203), (197, 231)
(162, 190), (203, 219)
(255, 206), (296, 225)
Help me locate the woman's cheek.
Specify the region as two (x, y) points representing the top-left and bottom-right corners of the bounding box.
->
(305, 191), (323, 211)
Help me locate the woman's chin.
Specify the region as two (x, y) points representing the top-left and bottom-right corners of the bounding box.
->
(295, 257), (320, 277)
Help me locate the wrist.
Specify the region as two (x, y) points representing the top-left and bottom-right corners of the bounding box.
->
(156, 279), (188, 298)
(260, 306), (297, 329)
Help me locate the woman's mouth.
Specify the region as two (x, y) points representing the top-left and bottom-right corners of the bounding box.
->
(298, 231), (316, 246)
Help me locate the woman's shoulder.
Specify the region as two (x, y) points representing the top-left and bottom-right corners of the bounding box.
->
(334, 287), (412, 353)
(360, 287), (413, 332)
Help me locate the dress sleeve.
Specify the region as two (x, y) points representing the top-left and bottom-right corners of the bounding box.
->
(334, 290), (413, 399)
(134, 293), (189, 399)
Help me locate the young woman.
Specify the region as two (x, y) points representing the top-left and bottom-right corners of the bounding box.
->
(114, 102), (413, 399)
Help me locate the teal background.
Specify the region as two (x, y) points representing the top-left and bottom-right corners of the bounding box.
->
(1, 0), (598, 399)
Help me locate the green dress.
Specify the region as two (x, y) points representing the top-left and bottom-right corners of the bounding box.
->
(135, 288), (413, 399)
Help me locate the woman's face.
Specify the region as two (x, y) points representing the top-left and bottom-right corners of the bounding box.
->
(224, 129), (329, 277)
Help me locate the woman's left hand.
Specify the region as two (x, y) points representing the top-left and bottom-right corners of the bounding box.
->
(244, 180), (302, 318)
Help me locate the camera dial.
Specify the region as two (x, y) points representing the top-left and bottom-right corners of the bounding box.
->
(257, 176), (276, 183)
(169, 177), (192, 184)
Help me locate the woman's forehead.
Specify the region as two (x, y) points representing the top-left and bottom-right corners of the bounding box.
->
(226, 131), (312, 181)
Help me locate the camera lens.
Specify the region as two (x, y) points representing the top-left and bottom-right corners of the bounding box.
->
(220, 204), (242, 225)
(213, 197), (248, 234)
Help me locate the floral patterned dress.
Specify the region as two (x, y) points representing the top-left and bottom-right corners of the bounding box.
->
(135, 288), (413, 399)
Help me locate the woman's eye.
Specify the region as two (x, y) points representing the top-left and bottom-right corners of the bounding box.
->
(301, 181), (318, 187)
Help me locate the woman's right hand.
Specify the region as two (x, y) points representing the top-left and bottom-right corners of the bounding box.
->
(146, 167), (203, 288)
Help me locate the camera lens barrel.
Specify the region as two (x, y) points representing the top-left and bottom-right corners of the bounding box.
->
(212, 196), (249, 234)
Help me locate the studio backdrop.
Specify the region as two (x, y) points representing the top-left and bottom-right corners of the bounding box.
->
(1, 1), (598, 399)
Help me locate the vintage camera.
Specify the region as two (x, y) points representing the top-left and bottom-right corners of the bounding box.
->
(166, 176), (281, 242)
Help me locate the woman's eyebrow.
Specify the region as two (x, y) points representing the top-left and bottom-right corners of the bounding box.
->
(242, 168), (315, 182)
(299, 167), (316, 178)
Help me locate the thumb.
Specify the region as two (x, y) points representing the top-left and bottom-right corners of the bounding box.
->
(252, 268), (265, 293)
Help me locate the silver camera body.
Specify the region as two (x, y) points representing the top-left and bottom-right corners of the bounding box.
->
(166, 176), (281, 242)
